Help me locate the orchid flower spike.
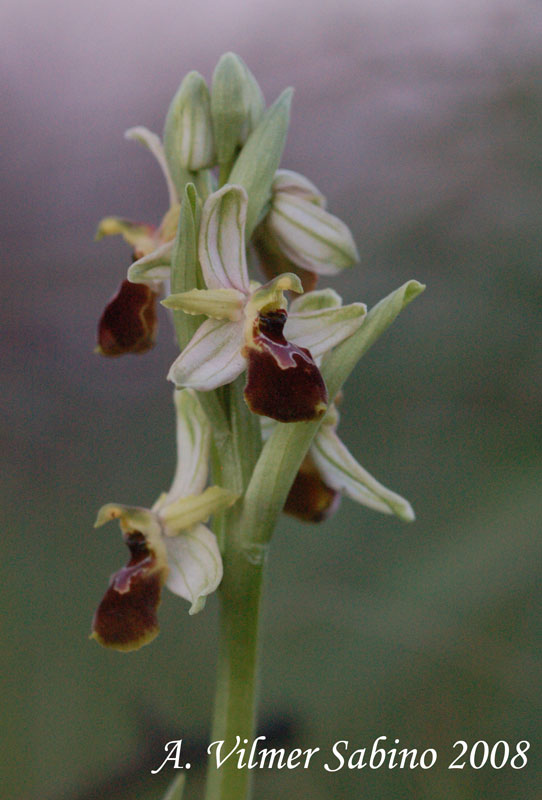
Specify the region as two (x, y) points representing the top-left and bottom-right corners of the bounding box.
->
(91, 389), (237, 652)
(263, 400), (415, 524)
(163, 185), (366, 422)
(253, 169), (359, 290)
(95, 128), (180, 356)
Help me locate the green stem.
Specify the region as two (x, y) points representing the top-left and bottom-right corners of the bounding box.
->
(204, 377), (264, 800)
(204, 527), (266, 800)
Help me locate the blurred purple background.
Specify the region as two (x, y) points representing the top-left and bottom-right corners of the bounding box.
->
(3, 1), (541, 798)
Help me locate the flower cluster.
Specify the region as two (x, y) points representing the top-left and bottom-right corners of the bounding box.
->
(92, 54), (415, 651)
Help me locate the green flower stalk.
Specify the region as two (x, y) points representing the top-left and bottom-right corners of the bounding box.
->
(91, 52), (425, 800)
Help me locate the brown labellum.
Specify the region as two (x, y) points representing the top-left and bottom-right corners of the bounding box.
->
(244, 310), (328, 422)
(91, 532), (165, 652)
(284, 453), (341, 522)
(97, 279), (157, 356)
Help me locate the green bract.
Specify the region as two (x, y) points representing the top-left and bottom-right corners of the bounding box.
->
(211, 52), (265, 170)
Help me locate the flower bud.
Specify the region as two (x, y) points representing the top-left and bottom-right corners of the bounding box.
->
(163, 71), (215, 172)
(211, 52), (265, 168)
(266, 170), (359, 275)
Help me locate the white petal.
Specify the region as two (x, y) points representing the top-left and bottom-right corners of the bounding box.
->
(273, 169), (326, 207)
(311, 427), (415, 522)
(199, 185), (250, 292)
(125, 126), (178, 208)
(167, 319), (246, 391)
(165, 523), (223, 613)
(159, 389), (210, 503)
(269, 194), (359, 274)
(127, 240), (173, 284)
(286, 303), (366, 359)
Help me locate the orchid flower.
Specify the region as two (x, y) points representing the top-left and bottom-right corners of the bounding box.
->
(95, 127), (180, 355)
(163, 184), (366, 422)
(91, 389), (237, 651)
(253, 169), (359, 290)
(263, 400), (415, 523)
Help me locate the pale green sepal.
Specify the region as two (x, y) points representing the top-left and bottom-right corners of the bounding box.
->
(95, 217), (155, 253)
(164, 522), (223, 613)
(125, 126), (178, 207)
(238, 280), (425, 548)
(270, 193), (359, 274)
(211, 52), (265, 170)
(162, 486), (239, 531)
(285, 301), (366, 358)
(170, 184), (203, 350)
(250, 272), (303, 311)
(229, 88), (293, 239)
(162, 72), (215, 172)
(199, 184), (250, 292)
(156, 389), (211, 505)
(161, 774), (186, 800)
(288, 288), (342, 312)
(312, 425), (415, 521)
(273, 169), (326, 207)
(163, 288), (245, 320)
(127, 241), (173, 284)
(167, 318), (246, 391)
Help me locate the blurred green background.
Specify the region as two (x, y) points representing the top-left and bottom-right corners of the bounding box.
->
(3, 0), (541, 797)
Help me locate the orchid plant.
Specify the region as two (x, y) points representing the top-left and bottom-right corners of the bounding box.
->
(93, 52), (424, 800)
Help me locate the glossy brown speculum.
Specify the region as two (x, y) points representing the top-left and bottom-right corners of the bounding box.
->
(243, 309), (328, 422)
(91, 531), (165, 651)
(97, 279), (157, 356)
(284, 453), (341, 522)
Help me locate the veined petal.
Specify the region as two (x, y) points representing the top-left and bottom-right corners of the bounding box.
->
(95, 217), (156, 258)
(199, 185), (250, 292)
(285, 302), (366, 359)
(311, 426), (415, 522)
(161, 486), (238, 531)
(128, 240), (174, 284)
(270, 194), (359, 274)
(167, 318), (246, 391)
(155, 389), (211, 504)
(272, 169), (326, 207)
(162, 288), (245, 321)
(164, 523), (223, 614)
(125, 126), (179, 208)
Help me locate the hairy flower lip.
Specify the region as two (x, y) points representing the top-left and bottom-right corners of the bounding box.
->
(91, 530), (165, 652)
(243, 310), (328, 422)
(283, 453), (342, 522)
(96, 280), (158, 357)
